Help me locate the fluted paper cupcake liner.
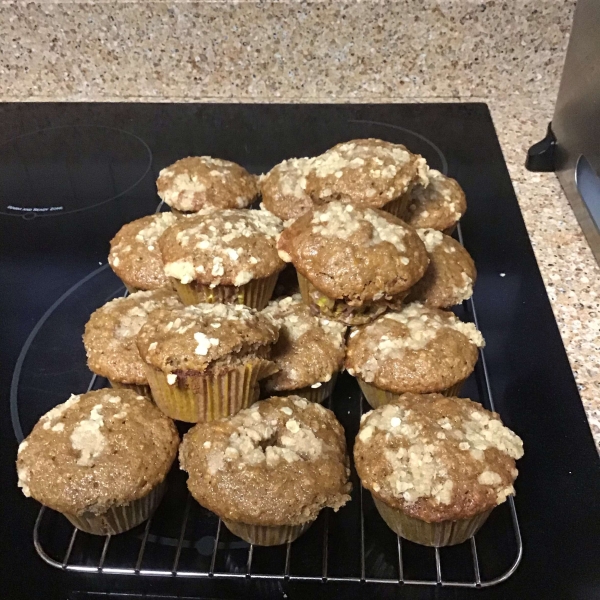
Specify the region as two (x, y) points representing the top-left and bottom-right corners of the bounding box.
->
(297, 273), (388, 326)
(373, 496), (492, 547)
(63, 480), (167, 536)
(442, 224), (458, 236)
(381, 194), (411, 219)
(222, 519), (314, 546)
(357, 378), (467, 409)
(172, 272), (279, 310)
(268, 373), (339, 404)
(144, 360), (275, 423)
(108, 378), (152, 398)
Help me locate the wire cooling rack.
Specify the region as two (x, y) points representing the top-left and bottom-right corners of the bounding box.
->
(31, 224), (523, 590)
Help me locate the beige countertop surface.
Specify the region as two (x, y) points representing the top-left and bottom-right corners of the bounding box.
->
(2, 0), (599, 449)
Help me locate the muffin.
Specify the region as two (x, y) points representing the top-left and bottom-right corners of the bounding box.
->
(83, 288), (182, 396)
(304, 139), (429, 217)
(345, 303), (485, 407)
(403, 169), (466, 234)
(108, 212), (179, 292)
(179, 395), (352, 545)
(277, 202), (429, 325)
(16, 388), (179, 535)
(405, 229), (477, 308)
(259, 158), (316, 222)
(156, 156), (258, 215)
(354, 393), (523, 546)
(136, 303), (279, 423)
(160, 209), (285, 309)
(261, 295), (347, 403)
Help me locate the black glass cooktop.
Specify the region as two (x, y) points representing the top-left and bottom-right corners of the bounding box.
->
(1, 103), (599, 600)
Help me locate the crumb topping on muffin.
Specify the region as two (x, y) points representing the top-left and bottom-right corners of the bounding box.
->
(160, 209), (284, 287)
(346, 303), (484, 393)
(404, 170), (466, 231)
(108, 213), (178, 290)
(262, 294), (347, 391)
(156, 156), (258, 213)
(83, 289), (182, 385)
(259, 158), (316, 221)
(354, 393), (523, 521)
(16, 389), (179, 515)
(406, 230), (476, 308)
(277, 202), (429, 304)
(305, 139), (429, 208)
(179, 396), (352, 525)
(137, 303), (279, 373)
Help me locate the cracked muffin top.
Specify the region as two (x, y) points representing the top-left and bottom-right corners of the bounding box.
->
(179, 396), (352, 526)
(277, 201), (429, 304)
(354, 393), (523, 522)
(156, 156), (258, 213)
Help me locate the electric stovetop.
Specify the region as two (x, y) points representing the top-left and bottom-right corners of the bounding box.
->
(1, 103), (599, 600)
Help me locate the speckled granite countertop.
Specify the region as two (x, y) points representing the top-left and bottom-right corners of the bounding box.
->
(1, 0), (599, 449)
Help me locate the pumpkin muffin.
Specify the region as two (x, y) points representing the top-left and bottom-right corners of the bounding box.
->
(156, 156), (258, 215)
(304, 139), (429, 217)
(345, 303), (485, 407)
(405, 229), (477, 308)
(354, 393), (523, 546)
(108, 212), (178, 292)
(403, 169), (466, 234)
(259, 158), (316, 222)
(261, 295), (347, 402)
(160, 209), (285, 309)
(16, 388), (179, 535)
(83, 288), (182, 396)
(136, 303), (279, 422)
(179, 395), (352, 545)
(277, 202), (429, 325)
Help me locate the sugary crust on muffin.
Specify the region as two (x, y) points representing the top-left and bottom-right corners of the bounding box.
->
(156, 156), (258, 213)
(259, 158), (316, 221)
(277, 202), (429, 305)
(403, 170), (466, 231)
(108, 213), (179, 290)
(136, 303), (279, 374)
(304, 139), (429, 209)
(261, 295), (347, 391)
(83, 289), (182, 385)
(179, 396), (352, 525)
(354, 393), (523, 521)
(345, 303), (485, 393)
(17, 389), (179, 515)
(160, 209), (284, 287)
(405, 229), (477, 308)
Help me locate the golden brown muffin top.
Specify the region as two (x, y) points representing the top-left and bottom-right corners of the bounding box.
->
(83, 289), (182, 385)
(159, 209), (285, 287)
(354, 393), (523, 522)
(405, 229), (477, 308)
(259, 158), (316, 222)
(16, 389), (179, 516)
(179, 396), (352, 526)
(304, 139), (429, 209)
(137, 303), (279, 374)
(261, 294), (347, 392)
(345, 303), (485, 394)
(277, 202), (429, 305)
(156, 156), (258, 213)
(108, 213), (179, 291)
(404, 169), (466, 231)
